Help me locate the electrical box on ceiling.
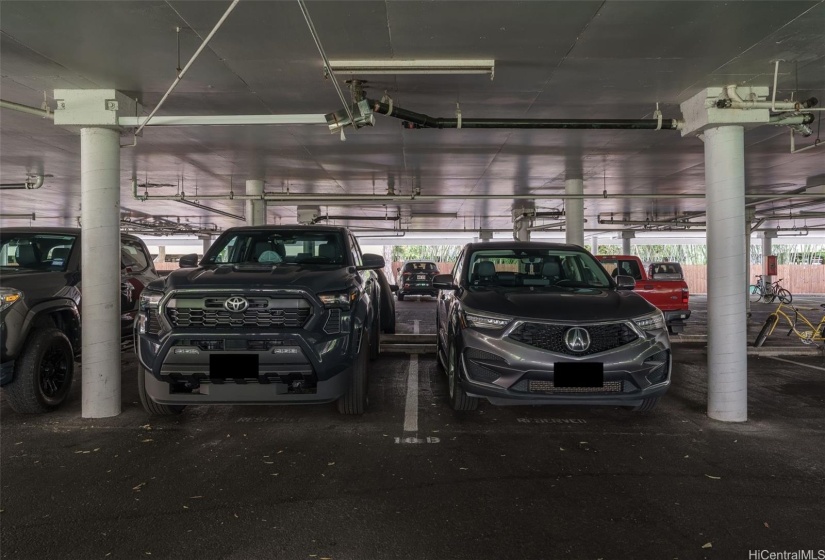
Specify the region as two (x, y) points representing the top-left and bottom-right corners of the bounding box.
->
(297, 206), (321, 225)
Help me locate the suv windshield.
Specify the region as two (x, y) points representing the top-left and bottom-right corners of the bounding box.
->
(0, 233), (77, 272)
(204, 230), (346, 266)
(466, 248), (611, 289)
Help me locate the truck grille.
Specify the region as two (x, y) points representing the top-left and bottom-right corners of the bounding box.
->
(509, 322), (637, 356)
(165, 296), (312, 329)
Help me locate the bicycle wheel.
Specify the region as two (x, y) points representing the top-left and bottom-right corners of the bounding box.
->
(754, 314), (779, 347)
(748, 285), (762, 303)
(776, 288), (792, 304)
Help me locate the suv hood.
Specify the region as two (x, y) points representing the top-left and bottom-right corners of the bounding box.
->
(157, 264), (356, 294)
(462, 287), (655, 322)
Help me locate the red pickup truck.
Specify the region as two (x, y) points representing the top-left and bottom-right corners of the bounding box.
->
(596, 255), (691, 334)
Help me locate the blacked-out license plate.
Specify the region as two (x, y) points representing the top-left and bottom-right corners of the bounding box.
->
(210, 354), (258, 380)
(554, 362), (604, 387)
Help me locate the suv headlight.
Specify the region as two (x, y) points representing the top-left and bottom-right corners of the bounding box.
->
(463, 311), (512, 330)
(0, 288), (23, 313)
(633, 310), (666, 333)
(318, 289), (358, 309)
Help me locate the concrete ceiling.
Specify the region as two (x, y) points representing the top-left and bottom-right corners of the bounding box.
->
(1, 0), (824, 238)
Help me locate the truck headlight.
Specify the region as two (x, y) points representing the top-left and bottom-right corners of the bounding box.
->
(633, 311), (666, 333)
(318, 289), (357, 309)
(463, 311), (512, 330)
(139, 290), (163, 311)
(0, 288), (23, 313)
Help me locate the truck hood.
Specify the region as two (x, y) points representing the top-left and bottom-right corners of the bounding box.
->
(156, 264), (356, 294)
(1, 270), (80, 303)
(462, 287), (656, 322)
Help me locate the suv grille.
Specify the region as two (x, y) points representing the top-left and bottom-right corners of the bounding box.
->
(166, 296), (312, 329)
(509, 322), (637, 356)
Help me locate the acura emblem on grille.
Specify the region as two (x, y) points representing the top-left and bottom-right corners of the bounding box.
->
(224, 296), (249, 312)
(564, 327), (591, 352)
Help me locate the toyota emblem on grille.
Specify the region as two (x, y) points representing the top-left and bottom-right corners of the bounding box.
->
(564, 327), (591, 352)
(224, 296), (249, 312)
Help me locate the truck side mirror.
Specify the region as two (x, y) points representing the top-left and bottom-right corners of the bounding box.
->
(433, 274), (458, 290)
(179, 253), (199, 268)
(615, 275), (636, 290)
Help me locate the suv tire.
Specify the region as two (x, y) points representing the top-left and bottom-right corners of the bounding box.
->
(138, 365), (186, 416)
(4, 328), (74, 413)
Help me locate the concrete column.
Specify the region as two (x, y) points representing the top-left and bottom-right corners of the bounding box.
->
(621, 231), (635, 255)
(761, 230), (776, 282)
(515, 218), (530, 241)
(745, 208), (755, 314)
(705, 125), (747, 422)
(245, 179), (265, 226)
(201, 235), (213, 256)
(80, 127), (121, 419)
(565, 179), (584, 246)
(156, 246), (166, 264)
(512, 207), (532, 242)
(591, 236), (598, 255)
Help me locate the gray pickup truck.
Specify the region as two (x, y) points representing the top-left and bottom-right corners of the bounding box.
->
(1, 228), (157, 413)
(134, 225), (385, 416)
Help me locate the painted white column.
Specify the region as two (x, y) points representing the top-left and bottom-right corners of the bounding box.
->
(761, 231), (775, 283)
(565, 179), (584, 246)
(245, 179), (265, 226)
(515, 218), (530, 241)
(80, 127), (121, 419)
(705, 125), (747, 422)
(156, 246), (166, 264)
(201, 235), (213, 256)
(622, 235), (632, 255)
(591, 236), (598, 255)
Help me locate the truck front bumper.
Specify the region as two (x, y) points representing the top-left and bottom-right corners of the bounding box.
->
(663, 309), (691, 333)
(136, 327), (361, 405)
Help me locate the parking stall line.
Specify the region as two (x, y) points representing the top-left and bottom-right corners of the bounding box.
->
(766, 356), (825, 372)
(403, 355), (419, 433)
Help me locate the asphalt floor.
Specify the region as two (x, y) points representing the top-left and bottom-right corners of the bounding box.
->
(1, 296), (824, 559)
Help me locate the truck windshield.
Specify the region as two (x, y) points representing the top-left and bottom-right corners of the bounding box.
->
(204, 231), (346, 266)
(466, 248), (611, 289)
(0, 234), (77, 272)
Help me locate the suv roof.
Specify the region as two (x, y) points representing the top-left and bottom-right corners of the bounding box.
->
(0, 227), (141, 241)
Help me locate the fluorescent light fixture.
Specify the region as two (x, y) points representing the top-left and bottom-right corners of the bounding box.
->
(327, 59), (495, 79)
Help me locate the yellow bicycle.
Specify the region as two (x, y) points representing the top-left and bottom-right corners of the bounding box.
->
(754, 301), (825, 347)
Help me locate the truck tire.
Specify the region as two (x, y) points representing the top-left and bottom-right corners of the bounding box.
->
(137, 365), (185, 416)
(4, 328), (74, 413)
(337, 335), (369, 415)
(754, 314), (779, 348)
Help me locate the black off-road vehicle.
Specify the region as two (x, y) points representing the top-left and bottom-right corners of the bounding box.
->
(134, 225), (384, 416)
(0, 228), (158, 413)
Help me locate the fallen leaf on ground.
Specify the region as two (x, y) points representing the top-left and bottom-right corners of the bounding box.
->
(327, 462), (335, 466)
(189, 496), (203, 499)
(705, 474), (721, 480)
(141, 439), (153, 443)
(764, 522), (770, 528)
(132, 483), (146, 491)
(702, 542), (712, 549)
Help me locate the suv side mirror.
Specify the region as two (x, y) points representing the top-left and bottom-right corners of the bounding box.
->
(433, 273), (458, 290)
(358, 253), (385, 270)
(615, 274), (636, 290)
(179, 253), (199, 268)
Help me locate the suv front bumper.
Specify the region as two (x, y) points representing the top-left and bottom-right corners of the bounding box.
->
(455, 323), (671, 407)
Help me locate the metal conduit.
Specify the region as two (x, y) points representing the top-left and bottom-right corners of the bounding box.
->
(368, 100), (684, 130)
(0, 100), (53, 119)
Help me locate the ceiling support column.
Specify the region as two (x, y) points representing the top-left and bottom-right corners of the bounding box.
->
(565, 179), (584, 247)
(201, 235), (213, 255)
(245, 179), (265, 226)
(761, 229), (777, 283)
(80, 127), (122, 418)
(704, 125), (747, 422)
(620, 231), (635, 255)
(512, 206), (532, 241)
(591, 235), (599, 255)
(54, 89), (140, 419)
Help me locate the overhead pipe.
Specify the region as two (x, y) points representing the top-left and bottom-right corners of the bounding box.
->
(0, 174), (45, 190)
(0, 100), (53, 120)
(311, 214), (400, 224)
(718, 85), (819, 113)
(176, 199), (244, 221)
(368, 99), (684, 131)
(134, 0), (240, 137)
(0, 213), (36, 220)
